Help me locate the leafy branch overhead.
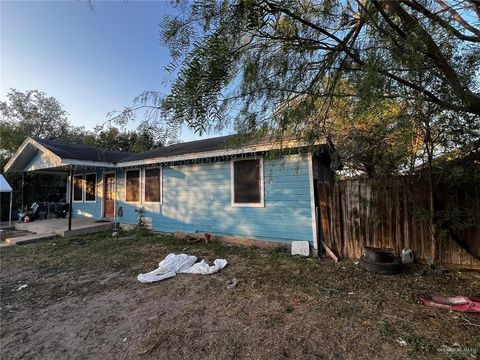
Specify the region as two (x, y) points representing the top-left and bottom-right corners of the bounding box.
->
(157, 0), (479, 134)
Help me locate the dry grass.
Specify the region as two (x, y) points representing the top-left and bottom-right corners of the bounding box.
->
(1, 231), (479, 359)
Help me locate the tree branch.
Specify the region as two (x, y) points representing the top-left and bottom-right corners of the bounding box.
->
(434, 0), (480, 37)
(403, 0), (480, 42)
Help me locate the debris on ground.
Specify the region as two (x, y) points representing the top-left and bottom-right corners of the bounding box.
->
(226, 278), (238, 289)
(291, 241), (310, 256)
(16, 284), (27, 291)
(137, 253), (227, 283)
(321, 240), (339, 262)
(360, 247), (402, 275)
(396, 338), (407, 347)
(418, 295), (480, 313)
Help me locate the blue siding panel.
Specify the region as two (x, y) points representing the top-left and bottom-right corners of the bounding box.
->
(24, 151), (59, 171)
(116, 154), (313, 243)
(71, 154), (314, 243)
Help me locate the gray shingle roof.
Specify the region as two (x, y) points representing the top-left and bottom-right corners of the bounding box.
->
(34, 134), (324, 165)
(120, 134), (248, 162)
(34, 138), (132, 163)
(34, 135), (252, 164)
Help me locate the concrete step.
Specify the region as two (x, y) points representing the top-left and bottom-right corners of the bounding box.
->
(5, 233), (58, 245)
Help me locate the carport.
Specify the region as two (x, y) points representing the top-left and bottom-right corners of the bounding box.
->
(4, 137), (124, 232)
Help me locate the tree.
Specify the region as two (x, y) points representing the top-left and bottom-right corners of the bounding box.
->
(82, 121), (163, 153)
(114, 0), (479, 139)
(0, 89), (84, 168)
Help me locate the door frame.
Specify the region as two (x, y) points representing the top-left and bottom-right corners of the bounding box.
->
(102, 170), (116, 220)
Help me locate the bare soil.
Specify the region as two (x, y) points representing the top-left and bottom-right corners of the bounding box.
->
(1, 232), (479, 359)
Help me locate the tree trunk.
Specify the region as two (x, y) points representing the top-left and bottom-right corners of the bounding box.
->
(425, 127), (437, 263)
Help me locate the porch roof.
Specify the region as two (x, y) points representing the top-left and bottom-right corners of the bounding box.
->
(4, 138), (119, 173)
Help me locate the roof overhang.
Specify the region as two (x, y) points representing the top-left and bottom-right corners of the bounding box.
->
(4, 137), (116, 173)
(5, 137), (330, 172)
(118, 139), (328, 168)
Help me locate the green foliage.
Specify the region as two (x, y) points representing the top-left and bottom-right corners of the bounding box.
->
(0, 89), (165, 172)
(0, 89), (84, 169)
(86, 0), (476, 181)
(83, 122), (163, 153)
(155, 0), (480, 132)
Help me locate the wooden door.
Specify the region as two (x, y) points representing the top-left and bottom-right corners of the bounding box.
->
(104, 173), (115, 218)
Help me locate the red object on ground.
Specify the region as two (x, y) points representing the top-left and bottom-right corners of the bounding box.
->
(291, 300), (301, 306)
(419, 295), (480, 313)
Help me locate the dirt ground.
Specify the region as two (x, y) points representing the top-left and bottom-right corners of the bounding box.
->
(1, 232), (479, 360)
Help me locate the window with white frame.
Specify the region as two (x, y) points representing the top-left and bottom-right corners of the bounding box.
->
(85, 173), (97, 202)
(232, 159), (264, 206)
(144, 168), (161, 203)
(73, 174), (84, 202)
(126, 169), (140, 202)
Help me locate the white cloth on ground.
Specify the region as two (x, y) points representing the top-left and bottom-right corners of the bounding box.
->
(137, 253), (227, 283)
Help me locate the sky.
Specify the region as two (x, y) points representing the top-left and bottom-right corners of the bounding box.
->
(1, 0), (225, 141)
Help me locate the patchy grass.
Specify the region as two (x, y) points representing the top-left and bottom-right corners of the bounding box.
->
(1, 231), (479, 359)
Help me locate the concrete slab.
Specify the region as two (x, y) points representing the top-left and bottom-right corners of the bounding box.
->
(15, 218), (115, 237)
(291, 241), (310, 256)
(5, 233), (58, 245)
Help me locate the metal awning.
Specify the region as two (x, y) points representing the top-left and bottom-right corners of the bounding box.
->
(0, 174), (13, 192)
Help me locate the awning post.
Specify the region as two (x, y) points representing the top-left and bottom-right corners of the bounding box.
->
(68, 165), (73, 231)
(9, 192), (12, 227)
(21, 173), (24, 209)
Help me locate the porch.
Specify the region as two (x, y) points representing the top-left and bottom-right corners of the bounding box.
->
(4, 218), (115, 245)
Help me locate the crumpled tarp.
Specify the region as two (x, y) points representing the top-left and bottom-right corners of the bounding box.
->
(137, 253), (227, 283)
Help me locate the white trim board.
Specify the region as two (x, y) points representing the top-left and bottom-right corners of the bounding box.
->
(307, 153), (318, 250)
(119, 139), (326, 168)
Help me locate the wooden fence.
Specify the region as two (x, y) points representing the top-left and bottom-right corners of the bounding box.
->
(317, 178), (480, 268)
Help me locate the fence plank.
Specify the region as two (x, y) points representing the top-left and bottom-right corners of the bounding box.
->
(317, 178), (480, 268)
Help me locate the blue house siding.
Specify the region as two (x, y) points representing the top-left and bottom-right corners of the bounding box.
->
(24, 151), (60, 172)
(113, 154), (313, 243)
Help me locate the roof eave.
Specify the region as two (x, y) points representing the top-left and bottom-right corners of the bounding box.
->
(117, 139), (327, 167)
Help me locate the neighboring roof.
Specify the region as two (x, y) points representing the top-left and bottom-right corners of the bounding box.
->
(34, 138), (131, 163)
(0, 174), (13, 192)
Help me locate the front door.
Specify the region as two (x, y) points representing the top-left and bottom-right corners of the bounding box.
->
(104, 173), (115, 218)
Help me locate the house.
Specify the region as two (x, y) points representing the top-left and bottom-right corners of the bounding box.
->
(4, 135), (335, 251)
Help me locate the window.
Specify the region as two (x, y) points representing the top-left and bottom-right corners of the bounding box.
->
(126, 170), (140, 202)
(144, 168), (161, 203)
(73, 175), (83, 202)
(85, 173), (97, 202)
(232, 159), (264, 206)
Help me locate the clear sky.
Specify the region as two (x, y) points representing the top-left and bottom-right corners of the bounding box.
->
(1, 0), (225, 141)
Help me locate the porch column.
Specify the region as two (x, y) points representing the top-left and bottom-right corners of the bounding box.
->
(9, 192), (13, 227)
(21, 173), (24, 208)
(68, 165), (73, 231)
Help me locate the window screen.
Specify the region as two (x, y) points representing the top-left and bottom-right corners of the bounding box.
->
(233, 159), (262, 204)
(73, 175), (83, 201)
(85, 173), (96, 201)
(126, 170), (140, 202)
(144, 168), (161, 202)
